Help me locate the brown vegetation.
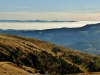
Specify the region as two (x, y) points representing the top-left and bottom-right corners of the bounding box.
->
(0, 34), (99, 75)
(0, 62), (31, 75)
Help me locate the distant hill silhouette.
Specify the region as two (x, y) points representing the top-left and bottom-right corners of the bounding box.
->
(0, 20), (77, 22)
(0, 23), (100, 54)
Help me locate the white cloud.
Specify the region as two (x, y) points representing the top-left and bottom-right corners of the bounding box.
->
(0, 12), (100, 21)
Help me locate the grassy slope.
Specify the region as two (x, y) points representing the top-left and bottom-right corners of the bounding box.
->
(0, 34), (98, 74)
(0, 62), (31, 75)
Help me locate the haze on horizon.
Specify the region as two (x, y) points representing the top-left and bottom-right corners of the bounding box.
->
(0, 0), (100, 21)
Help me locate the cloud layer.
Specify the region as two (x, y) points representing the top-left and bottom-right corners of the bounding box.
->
(0, 12), (100, 21)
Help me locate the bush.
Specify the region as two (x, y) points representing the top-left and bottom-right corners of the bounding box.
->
(52, 47), (61, 55)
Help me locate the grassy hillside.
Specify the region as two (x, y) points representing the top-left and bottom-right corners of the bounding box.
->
(0, 34), (99, 74)
(0, 62), (31, 75)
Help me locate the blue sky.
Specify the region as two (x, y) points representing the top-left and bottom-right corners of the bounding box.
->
(0, 0), (100, 20)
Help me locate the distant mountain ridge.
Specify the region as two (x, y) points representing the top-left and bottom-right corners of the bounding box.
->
(0, 23), (100, 54)
(67, 41), (100, 54)
(0, 20), (77, 22)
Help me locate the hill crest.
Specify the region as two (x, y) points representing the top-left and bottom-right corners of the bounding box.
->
(0, 34), (99, 74)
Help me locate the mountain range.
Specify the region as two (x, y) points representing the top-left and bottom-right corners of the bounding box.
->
(0, 20), (77, 22)
(0, 23), (100, 54)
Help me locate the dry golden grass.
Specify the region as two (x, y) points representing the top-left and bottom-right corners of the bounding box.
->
(67, 72), (100, 75)
(0, 62), (32, 75)
(0, 34), (99, 74)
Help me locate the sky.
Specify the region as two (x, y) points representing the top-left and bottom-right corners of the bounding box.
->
(0, 0), (100, 21)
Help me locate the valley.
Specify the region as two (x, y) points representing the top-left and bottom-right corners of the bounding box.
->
(0, 23), (100, 54)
